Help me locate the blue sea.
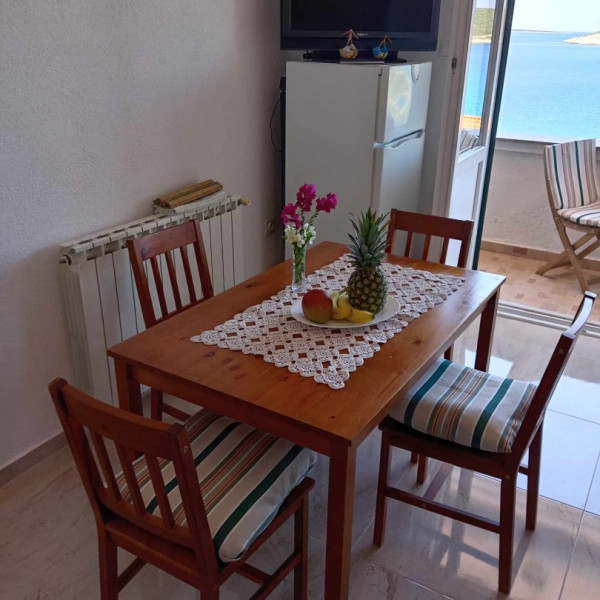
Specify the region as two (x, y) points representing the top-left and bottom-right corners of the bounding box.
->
(465, 31), (600, 139)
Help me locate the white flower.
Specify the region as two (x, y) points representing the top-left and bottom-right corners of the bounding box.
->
(284, 223), (318, 248)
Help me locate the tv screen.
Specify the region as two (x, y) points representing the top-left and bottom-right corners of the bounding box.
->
(281, 0), (441, 53)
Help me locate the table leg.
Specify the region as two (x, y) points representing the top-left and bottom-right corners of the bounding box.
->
(324, 443), (357, 600)
(114, 359), (143, 416)
(475, 290), (500, 372)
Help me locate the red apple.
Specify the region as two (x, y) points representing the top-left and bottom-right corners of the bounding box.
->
(302, 289), (333, 324)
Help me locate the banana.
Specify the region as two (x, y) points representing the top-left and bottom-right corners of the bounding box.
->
(347, 307), (374, 323)
(331, 291), (352, 320)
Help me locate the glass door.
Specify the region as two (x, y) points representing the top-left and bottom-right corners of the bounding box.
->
(446, 0), (509, 265)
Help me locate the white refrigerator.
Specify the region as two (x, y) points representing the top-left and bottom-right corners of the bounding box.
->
(285, 60), (432, 249)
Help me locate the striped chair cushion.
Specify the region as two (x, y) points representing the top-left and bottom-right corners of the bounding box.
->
(557, 201), (600, 227)
(389, 359), (537, 453)
(545, 138), (600, 211)
(116, 409), (317, 563)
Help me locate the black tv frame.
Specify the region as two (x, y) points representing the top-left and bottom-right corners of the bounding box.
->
(280, 0), (441, 56)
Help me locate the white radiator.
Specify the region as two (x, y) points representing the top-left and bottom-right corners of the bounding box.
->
(58, 193), (247, 404)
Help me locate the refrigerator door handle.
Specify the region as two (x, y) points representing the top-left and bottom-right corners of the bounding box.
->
(373, 129), (425, 150)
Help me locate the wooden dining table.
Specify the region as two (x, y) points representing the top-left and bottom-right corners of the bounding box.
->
(108, 241), (505, 600)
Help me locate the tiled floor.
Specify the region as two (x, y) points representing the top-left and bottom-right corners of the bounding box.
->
(1, 315), (599, 600)
(478, 249), (600, 323)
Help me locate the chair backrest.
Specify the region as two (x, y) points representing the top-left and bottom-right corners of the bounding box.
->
(385, 209), (474, 268)
(513, 291), (596, 458)
(127, 220), (214, 328)
(48, 379), (219, 575)
(544, 139), (600, 212)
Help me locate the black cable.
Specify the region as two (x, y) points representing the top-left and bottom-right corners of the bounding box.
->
(269, 96), (282, 153)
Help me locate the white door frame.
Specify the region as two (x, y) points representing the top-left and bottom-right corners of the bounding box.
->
(432, 0), (509, 260)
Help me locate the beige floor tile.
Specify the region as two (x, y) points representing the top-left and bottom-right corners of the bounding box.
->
(560, 513), (600, 600)
(302, 435), (413, 548)
(515, 410), (600, 509)
(354, 468), (582, 600)
(301, 536), (453, 600)
(477, 250), (600, 324)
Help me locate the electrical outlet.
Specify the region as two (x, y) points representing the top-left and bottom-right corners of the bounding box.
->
(266, 219), (276, 236)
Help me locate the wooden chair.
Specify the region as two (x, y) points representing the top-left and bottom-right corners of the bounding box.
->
(49, 378), (316, 600)
(536, 139), (600, 292)
(385, 209), (474, 269)
(373, 291), (596, 594)
(127, 220), (214, 421)
(386, 209), (475, 478)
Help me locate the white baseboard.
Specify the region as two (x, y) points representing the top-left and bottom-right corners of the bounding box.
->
(0, 430), (66, 487)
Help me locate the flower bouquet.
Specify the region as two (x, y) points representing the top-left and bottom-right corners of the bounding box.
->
(281, 184), (337, 291)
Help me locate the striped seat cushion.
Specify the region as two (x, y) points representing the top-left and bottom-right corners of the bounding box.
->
(557, 201), (600, 227)
(116, 409), (317, 563)
(389, 359), (537, 453)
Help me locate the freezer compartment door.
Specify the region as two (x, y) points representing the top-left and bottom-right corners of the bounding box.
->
(285, 62), (382, 245)
(375, 63), (432, 143)
(371, 134), (425, 217)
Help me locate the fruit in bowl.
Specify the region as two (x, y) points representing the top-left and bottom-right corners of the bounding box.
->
(301, 289), (333, 324)
(330, 290), (352, 320)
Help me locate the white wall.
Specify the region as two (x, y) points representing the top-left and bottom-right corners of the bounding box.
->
(0, 1), (286, 467)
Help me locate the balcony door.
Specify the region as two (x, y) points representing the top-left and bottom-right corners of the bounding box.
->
(443, 0), (511, 266)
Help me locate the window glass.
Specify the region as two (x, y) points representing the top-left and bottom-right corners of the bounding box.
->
(497, 0), (600, 139)
(462, 0), (496, 149)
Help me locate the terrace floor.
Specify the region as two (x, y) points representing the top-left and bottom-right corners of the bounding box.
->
(478, 248), (600, 324)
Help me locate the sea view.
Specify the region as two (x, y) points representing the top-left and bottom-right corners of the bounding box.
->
(465, 30), (600, 139)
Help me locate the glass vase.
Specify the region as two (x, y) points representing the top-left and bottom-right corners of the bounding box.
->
(291, 244), (306, 292)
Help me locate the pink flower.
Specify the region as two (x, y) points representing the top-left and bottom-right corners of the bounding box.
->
(296, 183), (317, 212)
(280, 203), (302, 228)
(316, 193), (337, 213)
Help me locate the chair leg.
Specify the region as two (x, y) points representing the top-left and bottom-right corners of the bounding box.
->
(294, 494), (309, 600)
(555, 222), (590, 292)
(526, 426), (543, 531)
(98, 531), (118, 600)
(150, 388), (163, 421)
(410, 451), (419, 464)
(294, 496), (308, 600)
(374, 431), (392, 547)
(417, 455), (428, 484)
(499, 475), (517, 594)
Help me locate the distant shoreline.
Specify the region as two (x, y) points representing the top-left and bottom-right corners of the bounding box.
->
(564, 32), (600, 46)
(471, 30), (600, 46)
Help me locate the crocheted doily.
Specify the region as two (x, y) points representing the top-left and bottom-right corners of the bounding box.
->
(192, 256), (465, 389)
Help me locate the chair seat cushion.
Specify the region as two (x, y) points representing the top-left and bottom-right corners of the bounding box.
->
(557, 201), (600, 227)
(117, 410), (317, 563)
(388, 359), (537, 453)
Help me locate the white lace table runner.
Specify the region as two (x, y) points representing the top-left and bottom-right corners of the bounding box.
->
(192, 256), (465, 389)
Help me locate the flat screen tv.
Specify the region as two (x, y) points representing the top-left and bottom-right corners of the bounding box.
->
(281, 0), (441, 57)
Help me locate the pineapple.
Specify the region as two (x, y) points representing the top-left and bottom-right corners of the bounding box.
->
(346, 209), (389, 314)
